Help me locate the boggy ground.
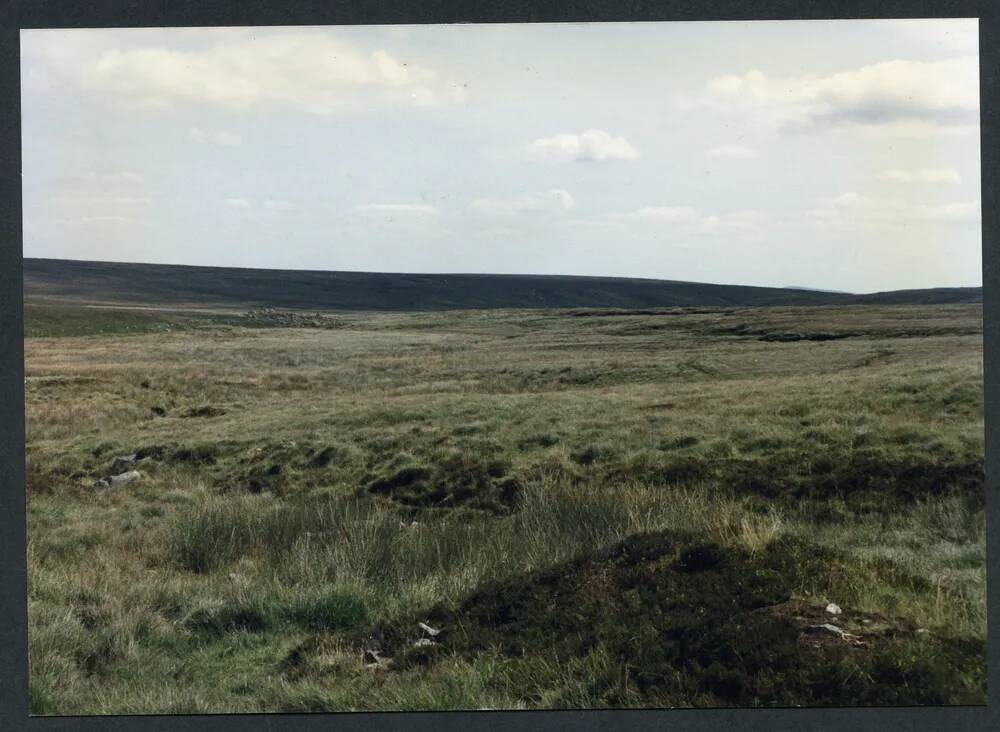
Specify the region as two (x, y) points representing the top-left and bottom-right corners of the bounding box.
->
(24, 302), (985, 712)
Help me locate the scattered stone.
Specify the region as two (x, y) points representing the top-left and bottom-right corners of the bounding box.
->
(111, 453), (138, 472)
(413, 637), (435, 648)
(109, 470), (141, 487)
(243, 308), (345, 329)
(807, 623), (846, 637)
(418, 621), (442, 638)
(92, 478), (111, 489)
(916, 628), (929, 635)
(825, 602), (842, 615)
(762, 598), (918, 653)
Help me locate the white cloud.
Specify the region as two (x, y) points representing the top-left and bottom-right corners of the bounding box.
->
(807, 192), (980, 228)
(692, 57), (978, 134)
(876, 168), (961, 184)
(471, 189), (576, 216)
(706, 145), (760, 159)
(34, 31), (465, 115)
(264, 199), (295, 212)
(526, 129), (638, 162)
(226, 198), (251, 208)
(356, 203), (438, 215)
(189, 126), (242, 146)
(608, 206), (768, 236)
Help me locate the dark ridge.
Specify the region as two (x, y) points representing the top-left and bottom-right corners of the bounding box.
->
(23, 258), (983, 312)
(844, 288), (985, 305)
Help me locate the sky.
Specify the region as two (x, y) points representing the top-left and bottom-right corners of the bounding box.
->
(20, 19), (982, 293)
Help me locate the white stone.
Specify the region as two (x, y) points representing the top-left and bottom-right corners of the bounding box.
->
(418, 621), (442, 637)
(109, 470), (141, 486)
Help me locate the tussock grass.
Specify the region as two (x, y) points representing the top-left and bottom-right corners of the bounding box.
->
(24, 301), (985, 712)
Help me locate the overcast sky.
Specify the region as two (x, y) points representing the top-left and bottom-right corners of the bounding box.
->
(21, 19), (981, 293)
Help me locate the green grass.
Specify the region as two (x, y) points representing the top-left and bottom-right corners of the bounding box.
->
(23, 302), (205, 338)
(24, 300), (985, 713)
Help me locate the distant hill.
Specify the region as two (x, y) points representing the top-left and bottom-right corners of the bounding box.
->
(782, 285), (852, 294)
(22, 258), (983, 312)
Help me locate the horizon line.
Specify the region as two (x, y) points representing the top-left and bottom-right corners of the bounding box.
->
(21, 255), (988, 297)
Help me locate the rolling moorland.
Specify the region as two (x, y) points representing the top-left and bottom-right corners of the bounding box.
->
(23, 260), (986, 712)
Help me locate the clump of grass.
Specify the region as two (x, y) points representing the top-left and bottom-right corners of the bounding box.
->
(28, 680), (60, 716)
(364, 451), (521, 515)
(570, 443), (619, 466)
(182, 600), (269, 635)
(163, 495), (337, 573)
(170, 444), (218, 465)
(517, 433), (560, 450)
(281, 590), (368, 632)
(661, 435), (699, 450)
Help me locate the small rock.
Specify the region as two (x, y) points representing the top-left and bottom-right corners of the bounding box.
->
(108, 470), (141, 487)
(413, 637), (435, 647)
(92, 478), (111, 489)
(862, 618), (872, 625)
(151, 406), (167, 417)
(111, 453), (138, 472)
(916, 628), (929, 634)
(825, 602), (842, 615)
(418, 621), (442, 638)
(807, 623), (846, 637)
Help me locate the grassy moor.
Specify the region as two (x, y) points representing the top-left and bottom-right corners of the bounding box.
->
(23, 262), (986, 713)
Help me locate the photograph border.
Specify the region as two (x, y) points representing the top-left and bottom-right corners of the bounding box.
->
(1, 2), (996, 730)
